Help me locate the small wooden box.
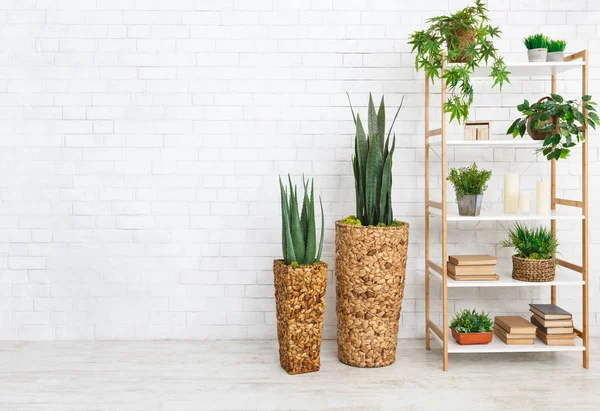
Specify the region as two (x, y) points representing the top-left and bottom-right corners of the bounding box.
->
(464, 121), (491, 140)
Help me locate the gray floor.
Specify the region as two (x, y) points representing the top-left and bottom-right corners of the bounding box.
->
(0, 339), (598, 411)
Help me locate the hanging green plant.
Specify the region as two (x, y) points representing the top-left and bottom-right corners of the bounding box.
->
(408, 0), (510, 124)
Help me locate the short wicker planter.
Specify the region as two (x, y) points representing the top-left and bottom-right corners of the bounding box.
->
(273, 259), (328, 375)
(335, 222), (410, 368)
(512, 255), (555, 282)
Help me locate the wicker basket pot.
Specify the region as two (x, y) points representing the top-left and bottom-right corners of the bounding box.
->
(446, 28), (477, 63)
(512, 255), (555, 282)
(526, 97), (558, 141)
(335, 222), (410, 368)
(273, 260), (328, 375)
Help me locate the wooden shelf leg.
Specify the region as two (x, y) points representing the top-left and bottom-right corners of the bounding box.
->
(551, 73), (557, 306)
(582, 50), (590, 369)
(425, 75), (431, 352)
(441, 52), (448, 372)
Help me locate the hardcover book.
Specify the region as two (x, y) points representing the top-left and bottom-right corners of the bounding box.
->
(494, 327), (534, 345)
(447, 273), (500, 281)
(448, 262), (496, 275)
(529, 304), (572, 320)
(448, 255), (498, 266)
(530, 313), (573, 328)
(536, 328), (576, 346)
(530, 316), (574, 335)
(495, 316), (537, 335)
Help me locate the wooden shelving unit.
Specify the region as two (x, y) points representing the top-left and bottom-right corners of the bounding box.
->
(424, 51), (590, 371)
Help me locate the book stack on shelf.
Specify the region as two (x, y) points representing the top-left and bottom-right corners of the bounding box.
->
(530, 304), (576, 346)
(447, 255), (499, 281)
(494, 316), (537, 345)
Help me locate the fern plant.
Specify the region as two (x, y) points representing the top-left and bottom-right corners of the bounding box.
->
(408, 0), (510, 124)
(279, 175), (324, 265)
(523, 33), (548, 50)
(501, 223), (558, 260)
(346, 93), (404, 226)
(446, 163), (492, 199)
(451, 309), (493, 333)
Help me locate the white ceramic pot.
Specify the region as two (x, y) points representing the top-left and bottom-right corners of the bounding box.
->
(547, 51), (564, 62)
(527, 48), (547, 63)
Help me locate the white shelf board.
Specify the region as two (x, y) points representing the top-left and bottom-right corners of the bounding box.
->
(430, 269), (584, 288)
(431, 333), (585, 354)
(429, 139), (542, 148)
(428, 208), (584, 222)
(447, 60), (584, 78)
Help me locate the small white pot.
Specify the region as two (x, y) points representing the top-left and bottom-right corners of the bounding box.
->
(547, 51), (564, 62)
(527, 48), (548, 63)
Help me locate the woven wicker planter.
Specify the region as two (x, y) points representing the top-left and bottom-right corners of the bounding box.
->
(512, 255), (555, 282)
(526, 97), (558, 141)
(335, 222), (410, 368)
(273, 259), (328, 375)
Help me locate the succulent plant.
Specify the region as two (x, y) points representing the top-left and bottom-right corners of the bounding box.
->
(347, 93), (403, 226)
(279, 175), (324, 266)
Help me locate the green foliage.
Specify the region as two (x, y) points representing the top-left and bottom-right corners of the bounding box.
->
(523, 33), (548, 50)
(340, 215), (362, 226)
(446, 163), (492, 199)
(450, 309), (493, 333)
(501, 223), (559, 260)
(547, 39), (566, 53)
(507, 94), (597, 161)
(347, 93), (403, 227)
(408, 0), (509, 124)
(279, 175), (325, 266)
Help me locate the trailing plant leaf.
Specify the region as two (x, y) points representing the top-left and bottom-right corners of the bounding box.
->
(507, 94), (596, 161)
(408, 0), (510, 124)
(279, 175), (325, 265)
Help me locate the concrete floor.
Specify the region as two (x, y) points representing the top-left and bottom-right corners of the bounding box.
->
(0, 339), (598, 411)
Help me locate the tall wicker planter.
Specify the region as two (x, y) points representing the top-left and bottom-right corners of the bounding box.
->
(273, 259), (328, 375)
(335, 222), (410, 368)
(512, 255), (555, 282)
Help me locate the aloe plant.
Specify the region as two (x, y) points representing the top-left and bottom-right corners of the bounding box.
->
(347, 93), (403, 226)
(279, 175), (324, 266)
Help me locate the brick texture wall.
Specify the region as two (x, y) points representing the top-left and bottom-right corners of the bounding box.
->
(0, 0), (598, 339)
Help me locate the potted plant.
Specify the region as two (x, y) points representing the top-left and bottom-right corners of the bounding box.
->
(547, 39), (566, 62)
(501, 223), (558, 282)
(450, 309), (494, 345)
(336, 93), (409, 368)
(446, 163), (492, 216)
(507, 93), (598, 160)
(274, 175), (327, 375)
(524, 34), (548, 62)
(408, 0), (509, 124)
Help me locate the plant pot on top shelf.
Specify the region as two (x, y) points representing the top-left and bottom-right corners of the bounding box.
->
(275, 176), (327, 375)
(547, 40), (567, 62)
(524, 34), (548, 62)
(502, 223), (558, 283)
(447, 163), (492, 216)
(336, 94), (410, 368)
(450, 309), (494, 345)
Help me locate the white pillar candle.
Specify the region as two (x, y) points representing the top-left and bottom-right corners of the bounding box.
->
(536, 180), (550, 215)
(504, 174), (519, 214)
(518, 191), (531, 214)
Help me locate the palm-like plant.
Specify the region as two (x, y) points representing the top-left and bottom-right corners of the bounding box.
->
(347, 93), (403, 226)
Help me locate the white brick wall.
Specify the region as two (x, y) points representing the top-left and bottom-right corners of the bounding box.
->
(0, 0), (599, 340)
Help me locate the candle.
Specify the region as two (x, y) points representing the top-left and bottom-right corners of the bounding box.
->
(518, 191), (531, 214)
(536, 180), (550, 215)
(504, 174), (519, 214)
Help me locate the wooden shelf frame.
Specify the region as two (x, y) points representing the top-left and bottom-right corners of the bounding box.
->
(424, 51), (590, 371)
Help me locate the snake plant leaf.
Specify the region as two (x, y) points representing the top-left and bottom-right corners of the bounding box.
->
(346, 92), (356, 125)
(365, 138), (383, 225)
(300, 175), (309, 240)
(377, 95), (385, 154)
(305, 179), (317, 265)
(279, 178), (296, 264)
(288, 175), (306, 264)
(316, 196), (325, 263)
(279, 177), (288, 262)
(368, 93), (378, 140)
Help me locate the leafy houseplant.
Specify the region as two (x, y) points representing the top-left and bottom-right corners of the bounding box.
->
(507, 93), (597, 161)
(336, 93), (410, 368)
(446, 163), (492, 216)
(408, 0), (509, 124)
(547, 39), (566, 62)
(274, 175), (327, 375)
(450, 309), (494, 345)
(501, 223), (559, 282)
(523, 33), (548, 62)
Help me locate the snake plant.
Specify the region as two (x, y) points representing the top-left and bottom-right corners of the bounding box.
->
(347, 93), (404, 226)
(279, 175), (324, 266)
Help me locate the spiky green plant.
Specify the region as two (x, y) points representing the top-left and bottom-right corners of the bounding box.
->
(451, 309), (493, 333)
(548, 40), (566, 53)
(501, 223), (558, 260)
(523, 33), (548, 50)
(347, 93), (404, 226)
(279, 175), (324, 266)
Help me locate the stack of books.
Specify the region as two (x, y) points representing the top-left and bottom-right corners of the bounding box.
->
(447, 255), (499, 281)
(530, 304), (576, 346)
(494, 316), (537, 345)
